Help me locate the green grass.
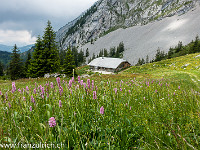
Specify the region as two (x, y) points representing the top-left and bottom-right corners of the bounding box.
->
(0, 53), (200, 149)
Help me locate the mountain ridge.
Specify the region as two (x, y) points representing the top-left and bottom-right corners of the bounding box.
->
(82, 5), (200, 64)
(56, 0), (199, 49)
(0, 44), (34, 53)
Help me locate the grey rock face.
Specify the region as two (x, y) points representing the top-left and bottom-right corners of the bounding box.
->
(56, 0), (200, 64)
(82, 6), (200, 65)
(56, 0), (197, 49)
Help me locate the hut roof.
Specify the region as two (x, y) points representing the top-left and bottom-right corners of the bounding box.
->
(88, 57), (129, 69)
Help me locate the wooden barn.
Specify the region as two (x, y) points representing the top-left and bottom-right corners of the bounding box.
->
(88, 57), (131, 72)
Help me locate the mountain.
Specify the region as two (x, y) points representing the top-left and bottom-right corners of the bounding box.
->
(0, 46), (35, 67)
(0, 44), (34, 53)
(0, 44), (13, 52)
(19, 44), (35, 53)
(0, 51), (11, 66)
(56, 0), (200, 64)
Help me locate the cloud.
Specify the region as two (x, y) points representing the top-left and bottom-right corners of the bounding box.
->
(0, 0), (98, 46)
(0, 30), (37, 46)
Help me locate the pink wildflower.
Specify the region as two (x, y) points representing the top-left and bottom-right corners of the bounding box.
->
(12, 82), (16, 93)
(30, 106), (32, 111)
(31, 96), (35, 103)
(50, 82), (54, 89)
(33, 88), (36, 94)
(96, 86), (98, 91)
(93, 91), (97, 99)
(26, 86), (29, 91)
(23, 97), (26, 101)
(114, 88), (117, 94)
(178, 86), (180, 89)
(56, 77), (60, 86)
(69, 80), (72, 88)
(59, 86), (63, 96)
(100, 106), (104, 114)
(78, 76), (80, 83)
(72, 77), (74, 82)
(87, 79), (90, 89)
(48, 117), (56, 127)
(59, 100), (62, 108)
(0, 91), (2, 95)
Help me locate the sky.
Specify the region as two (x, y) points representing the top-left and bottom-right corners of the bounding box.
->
(0, 0), (98, 47)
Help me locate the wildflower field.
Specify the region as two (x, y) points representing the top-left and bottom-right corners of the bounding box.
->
(0, 54), (200, 149)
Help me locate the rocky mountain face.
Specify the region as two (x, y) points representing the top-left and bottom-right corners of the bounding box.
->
(56, 0), (197, 50)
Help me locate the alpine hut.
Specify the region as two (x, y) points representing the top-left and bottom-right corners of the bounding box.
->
(88, 57), (131, 72)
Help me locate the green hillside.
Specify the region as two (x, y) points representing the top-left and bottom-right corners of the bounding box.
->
(1, 53), (200, 149)
(123, 53), (200, 87)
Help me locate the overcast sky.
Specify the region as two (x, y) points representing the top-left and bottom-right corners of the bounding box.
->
(0, 0), (98, 46)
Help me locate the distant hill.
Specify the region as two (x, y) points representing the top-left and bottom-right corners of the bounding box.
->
(0, 51), (11, 66)
(0, 45), (35, 67)
(0, 44), (34, 53)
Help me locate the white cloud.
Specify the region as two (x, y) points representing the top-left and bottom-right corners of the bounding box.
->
(0, 0), (98, 46)
(0, 30), (37, 46)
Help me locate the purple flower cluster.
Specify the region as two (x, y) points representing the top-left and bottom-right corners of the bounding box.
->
(100, 106), (104, 114)
(49, 117), (56, 127)
(12, 82), (16, 93)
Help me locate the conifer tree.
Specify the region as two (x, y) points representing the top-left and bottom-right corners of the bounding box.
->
(63, 48), (76, 77)
(59, 48), (66, 66)
(118, 42), (125, 53)
(85, 48), (89, 57)
(145, 55), (149, 64)
(109, 47), (116, 57)
(28, 36), (44, 77)
(78, 49), (84, 65)
(92, 53), (96, 60)
(42, 20), (60, 73)
(190, 36), (200, 53)
(9, 44), (24, 80)
(103, 49), (108, 57)
(72, 46), (78, 67)
(0, 61), (3, 76)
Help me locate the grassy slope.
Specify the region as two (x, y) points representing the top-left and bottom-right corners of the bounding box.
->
(122, 53), (200, 88)
(0, 53), (200, 149)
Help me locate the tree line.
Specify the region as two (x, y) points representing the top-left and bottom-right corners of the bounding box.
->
(0, 21), (87, 80)
(136, 36), (200, 66)
(88, 42), (125, 63)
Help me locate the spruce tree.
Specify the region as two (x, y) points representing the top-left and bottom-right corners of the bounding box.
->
(78, 49), (84, 65)
(72, 46), (78, 67)
(85, 48), (89, 57)
(42, 20), (60, 73)
(0, 61), (3, 76)
(63, 48), (76, 77)
(29, 36), (44, 77)
(109, 47), (116, 57)
(92, 53), (96, 60)
(103, 49), (108, 57)
(145, 55), (149, 64)
(9, 44), (24, 80)
(118, 42), (125, 53)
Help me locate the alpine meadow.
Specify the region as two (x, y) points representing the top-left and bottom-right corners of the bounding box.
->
(0, 0), (200, 149)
